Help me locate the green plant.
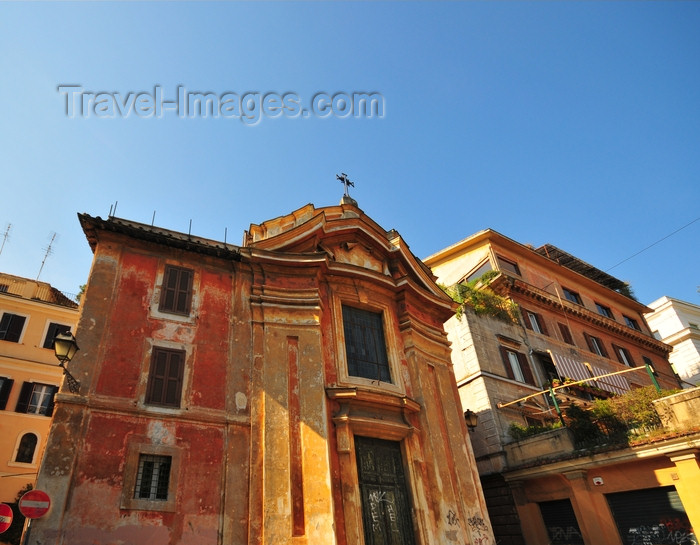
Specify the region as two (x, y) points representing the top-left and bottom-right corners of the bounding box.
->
(443, 272), (519, 323)
(508, 420), (562, 441)
(594, 385), (672, 431)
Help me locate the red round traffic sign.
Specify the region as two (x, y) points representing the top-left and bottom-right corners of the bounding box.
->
(19, 490), (51, 519)
(0, 503), (13, 533)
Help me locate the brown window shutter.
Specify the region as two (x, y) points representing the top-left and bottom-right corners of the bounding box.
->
(159, 266), (194, 315)
(146, 348), (185, 407)
(499, 346), (515, 380)
(598, 338), (609, 358)
(537, 313), (549, 336)
(558, 323), (574, 345)
(612, 343), (624, 365)
(518, 352), (535, 385)
(521, 308), (533, 330)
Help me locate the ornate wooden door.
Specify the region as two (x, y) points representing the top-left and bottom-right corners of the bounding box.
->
(355, 436), (416, 545)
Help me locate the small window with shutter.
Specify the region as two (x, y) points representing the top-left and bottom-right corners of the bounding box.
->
(522, 308), (549, 336)
(145, 348), (185, 407)
(158, 266), (193, 315)
(499, 346), (535, 386)
(0, 313), (27, 343)
(558, 323), (575, 345)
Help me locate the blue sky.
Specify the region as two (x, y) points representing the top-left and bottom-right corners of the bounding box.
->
(0, 2), (698, 306)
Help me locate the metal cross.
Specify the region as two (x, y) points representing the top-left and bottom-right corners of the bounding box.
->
(337, 173), (354, 196)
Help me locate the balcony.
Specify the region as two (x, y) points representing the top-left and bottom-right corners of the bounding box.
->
(503, 386), (700, 467)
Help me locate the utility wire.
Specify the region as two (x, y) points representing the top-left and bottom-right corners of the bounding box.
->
(606, 216), (700, 272)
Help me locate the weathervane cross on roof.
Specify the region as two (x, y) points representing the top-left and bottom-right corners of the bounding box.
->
(336, 173), (354, 196)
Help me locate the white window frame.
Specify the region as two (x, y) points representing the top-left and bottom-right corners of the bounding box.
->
(507, 350), (526, 383)
(527, 312), (542, 334)
(590, 336), (605, 357)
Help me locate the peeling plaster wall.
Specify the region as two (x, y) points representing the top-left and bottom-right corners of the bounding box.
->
(29, 209), (494, 545)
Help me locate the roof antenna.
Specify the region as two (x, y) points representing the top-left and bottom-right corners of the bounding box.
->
(188, 219), (192, 237)
(37, 232), (57, 281)
(152, 211), (156, 226)
(109, 201), (118, 219)
(224, 227), (228, 246)
(0, 223), (11, 257)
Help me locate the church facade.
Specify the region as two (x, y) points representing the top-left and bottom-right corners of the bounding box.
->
(27, 201), (494, 545)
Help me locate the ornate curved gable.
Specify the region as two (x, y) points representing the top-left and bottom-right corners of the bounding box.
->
(244, 202), (450, 304)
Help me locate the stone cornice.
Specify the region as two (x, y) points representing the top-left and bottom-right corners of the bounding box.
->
(491, 275), (671, 354)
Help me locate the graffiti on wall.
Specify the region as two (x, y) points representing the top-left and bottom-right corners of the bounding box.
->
(546, 526), (584, 545)
(467, 514), (491, 545)
(626, 519), (697, 545)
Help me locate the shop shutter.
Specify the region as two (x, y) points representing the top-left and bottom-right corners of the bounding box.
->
(538, 498), (584, 545)
(606, 486), (696, 545)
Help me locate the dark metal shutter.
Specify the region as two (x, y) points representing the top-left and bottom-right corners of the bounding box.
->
(606, 486), (696, 545)
(538, 498), (584, 545)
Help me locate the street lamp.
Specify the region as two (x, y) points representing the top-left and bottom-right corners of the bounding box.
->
(54, 331), (80, 394)
(464, 409), (478, 432)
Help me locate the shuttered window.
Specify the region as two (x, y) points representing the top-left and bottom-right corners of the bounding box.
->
(584, 332), (608, 358)
(499, 346), (535, 385)
(159, 266), (193, 315)
(14, 382), (57, 416)
(0, 377), (13, 410)
(612, 344), (635, 367)
(0, 313), (26, 342)
(43, 323), (72, 349)
(522, 308), (549, 336)
(558, 323), (575, 345)
(146, 348), (185, 407)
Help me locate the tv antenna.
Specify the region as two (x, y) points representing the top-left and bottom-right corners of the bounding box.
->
(0, 223), (11, 257)
(37, 232), (57, 281)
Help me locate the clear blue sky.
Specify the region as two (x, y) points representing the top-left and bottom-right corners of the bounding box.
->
(1, 2), (698, 306)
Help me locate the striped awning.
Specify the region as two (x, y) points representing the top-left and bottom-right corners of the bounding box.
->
(590, 365), (630, 395)
(549, 352), (591, 382)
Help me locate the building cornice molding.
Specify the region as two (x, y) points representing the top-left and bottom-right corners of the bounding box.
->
(491, 275), (671, 354)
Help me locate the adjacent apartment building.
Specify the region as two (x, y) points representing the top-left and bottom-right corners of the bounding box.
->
(0, 273), (78, 505)
(645, 296), (700, 387)
(27, 201), (494, 545)
(425, 229), (697, 545)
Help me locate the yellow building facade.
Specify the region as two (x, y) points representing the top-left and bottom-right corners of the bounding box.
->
(0, 273), (78, 504)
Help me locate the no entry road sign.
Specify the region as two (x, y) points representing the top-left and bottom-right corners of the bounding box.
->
(19, 490), (51, 519)
(0, 503), (13, 533)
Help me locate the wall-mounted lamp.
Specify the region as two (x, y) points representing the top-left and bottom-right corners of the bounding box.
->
(464, 409), (479, 432)
(54, 331), (80, 394)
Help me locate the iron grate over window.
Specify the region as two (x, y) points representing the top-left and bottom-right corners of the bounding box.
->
(342, 306), (392, 383)
(134, 454), (171, 501)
